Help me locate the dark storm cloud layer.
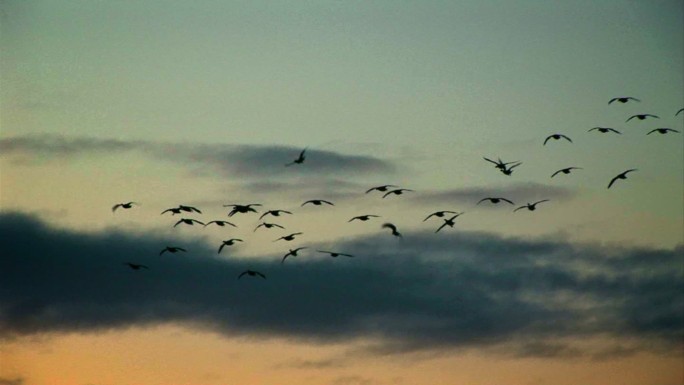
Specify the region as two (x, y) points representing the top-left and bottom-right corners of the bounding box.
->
(0, 134), (395, 177)
(1, 212), (682, 358)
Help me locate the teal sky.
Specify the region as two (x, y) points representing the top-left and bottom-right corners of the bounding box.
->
(1, 1), (683, 384)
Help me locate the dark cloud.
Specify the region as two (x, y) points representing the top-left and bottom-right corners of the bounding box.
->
(0, 134), (395, 178)
(1, 212), (682, 358)
(409, 183), (576, 206)
(0, 378), (24, 385)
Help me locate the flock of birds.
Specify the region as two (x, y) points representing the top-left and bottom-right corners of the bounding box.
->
(115, 98), (683, 279)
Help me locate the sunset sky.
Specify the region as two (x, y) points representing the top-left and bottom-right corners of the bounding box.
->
(1, 1), (683, 384)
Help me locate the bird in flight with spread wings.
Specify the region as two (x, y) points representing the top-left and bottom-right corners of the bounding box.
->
(302, 199), (334, 207)
(382, 188), (414, 198)
(609, 96), (640, 104)
(543, 134), (572, 145)
(484, 157), (518, 171)
(204, 220), (237, 228)
(254, 222), (285, 232)
(218, 238), (243, 253)
(224, 204), (261, 217)
(423, 210), (460, 222)
(274, 232), (303, 242)
(435, 213), (464, 233)
(174, 218), (205, 227)
(589, 127), (621, 134)
(477, 197), (515, 205)
(608, 169), (637, 189)
(626, 114), (659, 122)
(366, 184), (398, 194)
(259, 209), (292, 220)
(514, 200), (549, 212)
(159, 246), (186, 255)
(281, 247), (308, 263)
(382, 223), (402, 238)
(349, 214), (380, 222)
(124, 262), (149, 270)
(238, 270), (266, 279)
(317, 250), (354, 258)
(551, 167), (582, 178)
(112, 202), (139, 212)
(285, 148), (307, 166)
(647, 128), (679, 135)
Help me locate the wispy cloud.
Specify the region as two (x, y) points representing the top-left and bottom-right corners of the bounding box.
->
(0, 134), (396, 178)
(1, 211), (681, 358)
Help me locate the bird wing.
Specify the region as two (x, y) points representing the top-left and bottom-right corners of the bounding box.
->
(218, 244), (225, 253)
(256, 272), (266, 279)
(607, 175), (620, 189)
(382, 191), (393, 198)
(476, 198), (490, 205)
(112, 204), (121, 212)
(608, 98), (618, 104)
(533, 199), (549, 205)
(647, 114), (660, 118)
(423, 213), (437, 221)
(435, 222), (448, 233)
(561, 135), (572, 142)
(513, 206), (526, 212)
(382, 223), (397, 231)
(676, 108), (684, 116)
(551, 169), (563, 178)
(543, 136), (552, 145)
(629, 97), (641, 102)
(193, 219), (205, 225)
(321, 200), (334, 205)
(626, 115), (636, 122)
(238, 271), (247, 279)
(483, 157), (499, 166)
(646, 129), (657, 135)
(160, 248), (168, 255)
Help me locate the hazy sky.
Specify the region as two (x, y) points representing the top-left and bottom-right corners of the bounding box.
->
(1, 1), (683, 384)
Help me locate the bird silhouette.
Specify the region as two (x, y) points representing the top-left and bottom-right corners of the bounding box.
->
(174, 218), (205, 227)
(238, 270), (266, 279)
(514, 200), (549, 212)
(608, 97), (640, 104)
(382, 188), (414, 198)
(301, 199), (334, 207)
(366, 184), (398, 193)
(160, 246), (186, 255)
(647, 128), (679, 135)
(608, 169), (637, 189)
(281, 247), (308, 263)
(259, 209), (292, 220)
(178, 205), (202, 214)
(317, 250), (354, 258)
(435, 213), (464, 233)
(204, 220), (237, 228)
(274, 232), (303, 242)
(285, 148), (307, 166)
(224, 204), (261, 217)
(543, 134), (572, 145)
(112, 202), (139, 212)
(161, 207), (183, 215)
(477, 197), (514, 205)
(484, 157), (518, 170)
(423, 210), (460, 222)
(254, 222), (285, 231)
(676, 108), (684, 116)
(349, 214), (380, 222)
(626, 114), (659, 122)
(551, 167), (582, 178)
(382, 223), (402, 237)
(589, 127), (621, 134)
(124, 262), (148, 270)
(218, 238), (243, 253)
(500, 162), (522, 176)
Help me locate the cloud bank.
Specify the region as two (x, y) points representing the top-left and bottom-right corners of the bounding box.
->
(1, 211), (681, 358)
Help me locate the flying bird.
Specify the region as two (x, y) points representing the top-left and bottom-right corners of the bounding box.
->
(218, 238), (243, 253)
(423, 210), (460, 222)
(514, 200), (549, 212)
(178, 205), (202, 214)
(285, 148), (307, 166)
(382, 223), (402, 238)
(349, 214), (380, 222)
(484, 157), (518, 171)
(647, 128), (679, 135)
(676, 108), (684, 116)
(626, 114), (659, 122)
(174, 218), (205, 227)
(238, 270), (266, 279)
(551, 167), (582, 178)
(608, 97), (640, 104)
(477, 197), (514, 205)
(204, 220), (237, 228)
(254, 222), (285, 231)
(159, 246), (186, 255)
(317, 250), (354, 258)
(259, 209), (292, 220)
(543, 134), (572, 145)
(608, 169), (637, 189)
(366, 184), (398, 193)
(224, 204), (261, 217)
(124, 262), (148, 270)
(274, 232), (303, 242)
(382, 188), (414, 198)
(281, 247), (308, 263)
(301, 199), (334, 207)
(589, 127), (621, 134)
(500, 162), (522, 176)
(112, 202), (139, 212)
(160, 207), (183, 215)
(435, 213), (464, 233)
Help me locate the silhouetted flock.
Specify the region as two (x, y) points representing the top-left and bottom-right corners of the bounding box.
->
(114, 99), (683, 278)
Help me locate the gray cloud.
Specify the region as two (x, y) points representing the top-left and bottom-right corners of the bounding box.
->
(409, 182), (576, 206)
(0, 378), (24, 385)
(0, 211), (682, 358)
(0, 134), (395, 178)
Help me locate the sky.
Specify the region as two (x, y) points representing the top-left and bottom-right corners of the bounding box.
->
(0, 1), (683, 384)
